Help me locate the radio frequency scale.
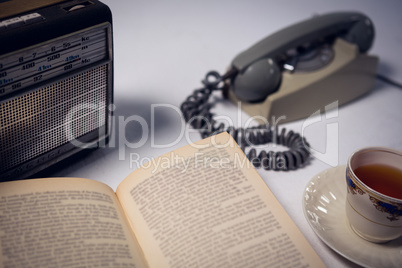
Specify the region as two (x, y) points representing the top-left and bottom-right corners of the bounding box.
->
(0, 23), (110, 96)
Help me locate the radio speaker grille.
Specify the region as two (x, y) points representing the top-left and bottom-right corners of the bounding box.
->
(0, 65), (109, 174)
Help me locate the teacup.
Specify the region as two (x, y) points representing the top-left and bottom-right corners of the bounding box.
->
(345, 147), (402, 243)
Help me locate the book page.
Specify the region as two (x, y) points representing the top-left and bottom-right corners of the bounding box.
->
(0, 178), (147, 268)
(117, 132), (325, 267)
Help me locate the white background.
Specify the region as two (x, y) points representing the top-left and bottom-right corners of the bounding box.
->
(44, 1), (402, 267)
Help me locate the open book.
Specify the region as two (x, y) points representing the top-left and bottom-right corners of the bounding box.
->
(0, 132), (324, 267)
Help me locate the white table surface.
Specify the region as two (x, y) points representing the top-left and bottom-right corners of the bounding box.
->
(42, 0), (402, 267)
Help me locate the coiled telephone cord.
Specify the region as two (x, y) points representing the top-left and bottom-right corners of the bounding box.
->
(180, 70), (311, 171)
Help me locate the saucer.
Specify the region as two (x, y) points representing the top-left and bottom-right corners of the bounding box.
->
(303, 165), (402, 268)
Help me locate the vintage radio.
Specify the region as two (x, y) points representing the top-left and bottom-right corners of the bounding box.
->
(0, 0), (113, 180)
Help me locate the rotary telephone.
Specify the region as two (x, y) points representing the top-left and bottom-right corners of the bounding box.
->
(228, 11), (378, 123)
(181, 12), (378, 170)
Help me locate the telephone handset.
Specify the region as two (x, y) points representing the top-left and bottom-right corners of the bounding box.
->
(181, 12), (379, 170)
(230, 12), (375, 102)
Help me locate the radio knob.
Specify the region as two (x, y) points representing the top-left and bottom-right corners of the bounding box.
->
(67, 5), (86, 12)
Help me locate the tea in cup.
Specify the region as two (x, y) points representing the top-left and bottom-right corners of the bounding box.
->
(346, 147), (402, 243)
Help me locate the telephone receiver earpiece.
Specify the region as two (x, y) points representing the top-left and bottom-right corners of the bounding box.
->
(229, 12), (375, 102)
